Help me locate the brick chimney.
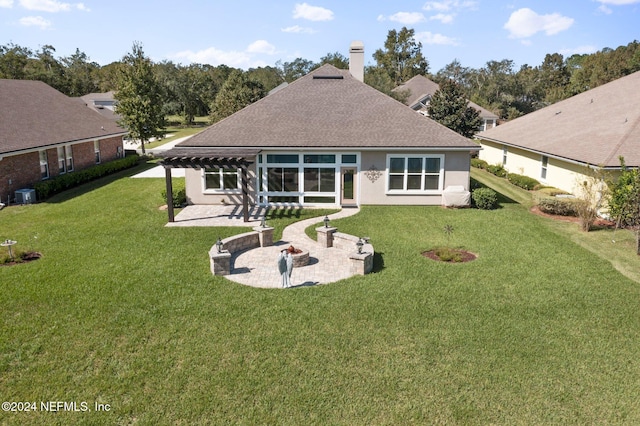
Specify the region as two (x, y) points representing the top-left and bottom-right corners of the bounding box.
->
(349, 41), (364, 82)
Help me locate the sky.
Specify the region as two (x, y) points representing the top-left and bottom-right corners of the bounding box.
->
(1, 0), (639, 73)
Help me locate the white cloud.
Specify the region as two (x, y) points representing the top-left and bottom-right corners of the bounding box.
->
(0, 0), (14, 8)
(596, 0), (640, 4)
(293, 3), (334, 21)
(18, 0), (87, 12)
(281, 25), (316, 34)
(20, 0), (70, 12)
(423, 0), (477, 12)
(504, 8), (574, 39)
(247, 40), (276, 55)
(598, 4), (613, 13)
(430, 13), (455, 23)
(415, 31), (459, 45)
(559, 45), (599, 56)
(19, 15), (51, 29)
(388, 12), (426, 25)
(171, 44), (274, 69)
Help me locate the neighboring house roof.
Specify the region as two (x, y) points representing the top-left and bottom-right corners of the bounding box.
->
(79, 91), (120, 121)
(1, 79), (125, 156)
(178, 64), (478, 151)
(394, 75), (440, 108)
(477, 70), (640, 168)
(393, 75), (499, 120)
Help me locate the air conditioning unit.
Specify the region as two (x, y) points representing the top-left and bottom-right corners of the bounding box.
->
(15, 189), (36, 204)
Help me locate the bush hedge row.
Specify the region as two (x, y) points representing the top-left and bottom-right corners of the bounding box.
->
(536, 197), (579, 217)
(507, 173), (540, 190)
(34, 155), (141, 200)
(471, 158), (488, 169)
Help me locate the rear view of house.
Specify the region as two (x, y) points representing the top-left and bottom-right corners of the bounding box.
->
(0, 79), (127, 204)
(159, 42), (479, 217)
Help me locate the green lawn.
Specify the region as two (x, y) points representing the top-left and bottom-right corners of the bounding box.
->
(1, 164), (639, 424)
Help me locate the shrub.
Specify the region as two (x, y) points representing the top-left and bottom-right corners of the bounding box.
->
(433, 247), (463, 262)
(161, 187), (186, 208)
(486, 164), (507, 178)
(471, 158), (488, 169)
(535, 186), (568, 196)
(536, 197), (579, 217)
(472, 187), (498, 210)
(507, 173), (540, 190)
(34, 155), (140, 200)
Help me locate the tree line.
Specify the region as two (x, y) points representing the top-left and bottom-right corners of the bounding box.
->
(2, 28), (639, 124)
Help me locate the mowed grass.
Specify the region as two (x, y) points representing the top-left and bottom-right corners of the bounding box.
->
(1, 164), (640, 424)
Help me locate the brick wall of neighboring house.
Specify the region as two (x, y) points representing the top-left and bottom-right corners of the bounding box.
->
(0, 152), (41, 204)
(0, 136), (123, 204)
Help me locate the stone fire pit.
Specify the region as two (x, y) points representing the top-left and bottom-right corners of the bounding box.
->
(286, 245), (309, 267)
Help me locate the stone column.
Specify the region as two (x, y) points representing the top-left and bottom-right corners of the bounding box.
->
(254, 226), (274, 247)
(210, 249), (232, 276)
(316, 226), (337, 248)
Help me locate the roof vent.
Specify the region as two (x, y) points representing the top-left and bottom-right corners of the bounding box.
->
(313, 75), (344, 80)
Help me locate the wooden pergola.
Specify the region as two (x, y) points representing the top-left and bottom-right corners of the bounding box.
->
(157, 148), (260, 223)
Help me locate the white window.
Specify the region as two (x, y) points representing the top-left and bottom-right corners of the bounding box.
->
(386, 155), (444, 193)
(57, 147), (66, 173)
(65, 146), (74, 171)
(204, 168), (240, 191)
(502, 146), (508, 166)
(94, 141), (101, 164)
(39, 150), (49, 179)
(541, 156), (548, 180)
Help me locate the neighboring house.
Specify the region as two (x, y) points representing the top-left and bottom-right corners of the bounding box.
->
(393, 75), (499, 132)
(0, 80), (127, 203)
(159, 43), (479, 219)
(79, 91), (121, 122)
(475, 71), (640, 195)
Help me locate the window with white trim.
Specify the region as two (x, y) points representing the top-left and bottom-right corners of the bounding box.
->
(94, 141), (101, 164)
(502, 146), (508, 166)
(65, 146), (74, 171)
(386, 155), (444, 193)
(541, 156), (548, 180)
(39, 150), (49, 179)
(57, 147), (66, 173)
(204, 168), (240, 191)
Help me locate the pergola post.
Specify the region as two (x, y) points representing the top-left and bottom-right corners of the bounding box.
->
(241, 165), (249, 222)
(164, 166), (175, 222)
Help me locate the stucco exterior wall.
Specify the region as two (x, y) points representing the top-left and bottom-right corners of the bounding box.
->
(478, 138), (616, 194)
(359, 150), (472, 206)
(185, 164), (258, 205)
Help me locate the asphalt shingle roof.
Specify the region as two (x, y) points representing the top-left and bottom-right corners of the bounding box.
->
(180, 64), (478, 151)
(477, 71), (640, 168)
(393, 74), (499, 120)
(1, 79), (125, 156)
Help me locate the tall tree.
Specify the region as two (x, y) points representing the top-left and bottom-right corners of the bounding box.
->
(372, 27), (429, 85)
(0, 43), (32, 79)
(61, 48), (99, 96)
(114, 42), (165, 155)
(209, 70), (267, 123)
(317, 52), (349, 69)
(278, 58), (315, 82)
(27, 45), (66, 92)
(428, 79), (482, 138)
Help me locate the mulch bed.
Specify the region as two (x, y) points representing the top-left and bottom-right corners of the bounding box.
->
(0, 252), (42, 267)
(530, 206), (616, 229)
(422, 249), (477, 263)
